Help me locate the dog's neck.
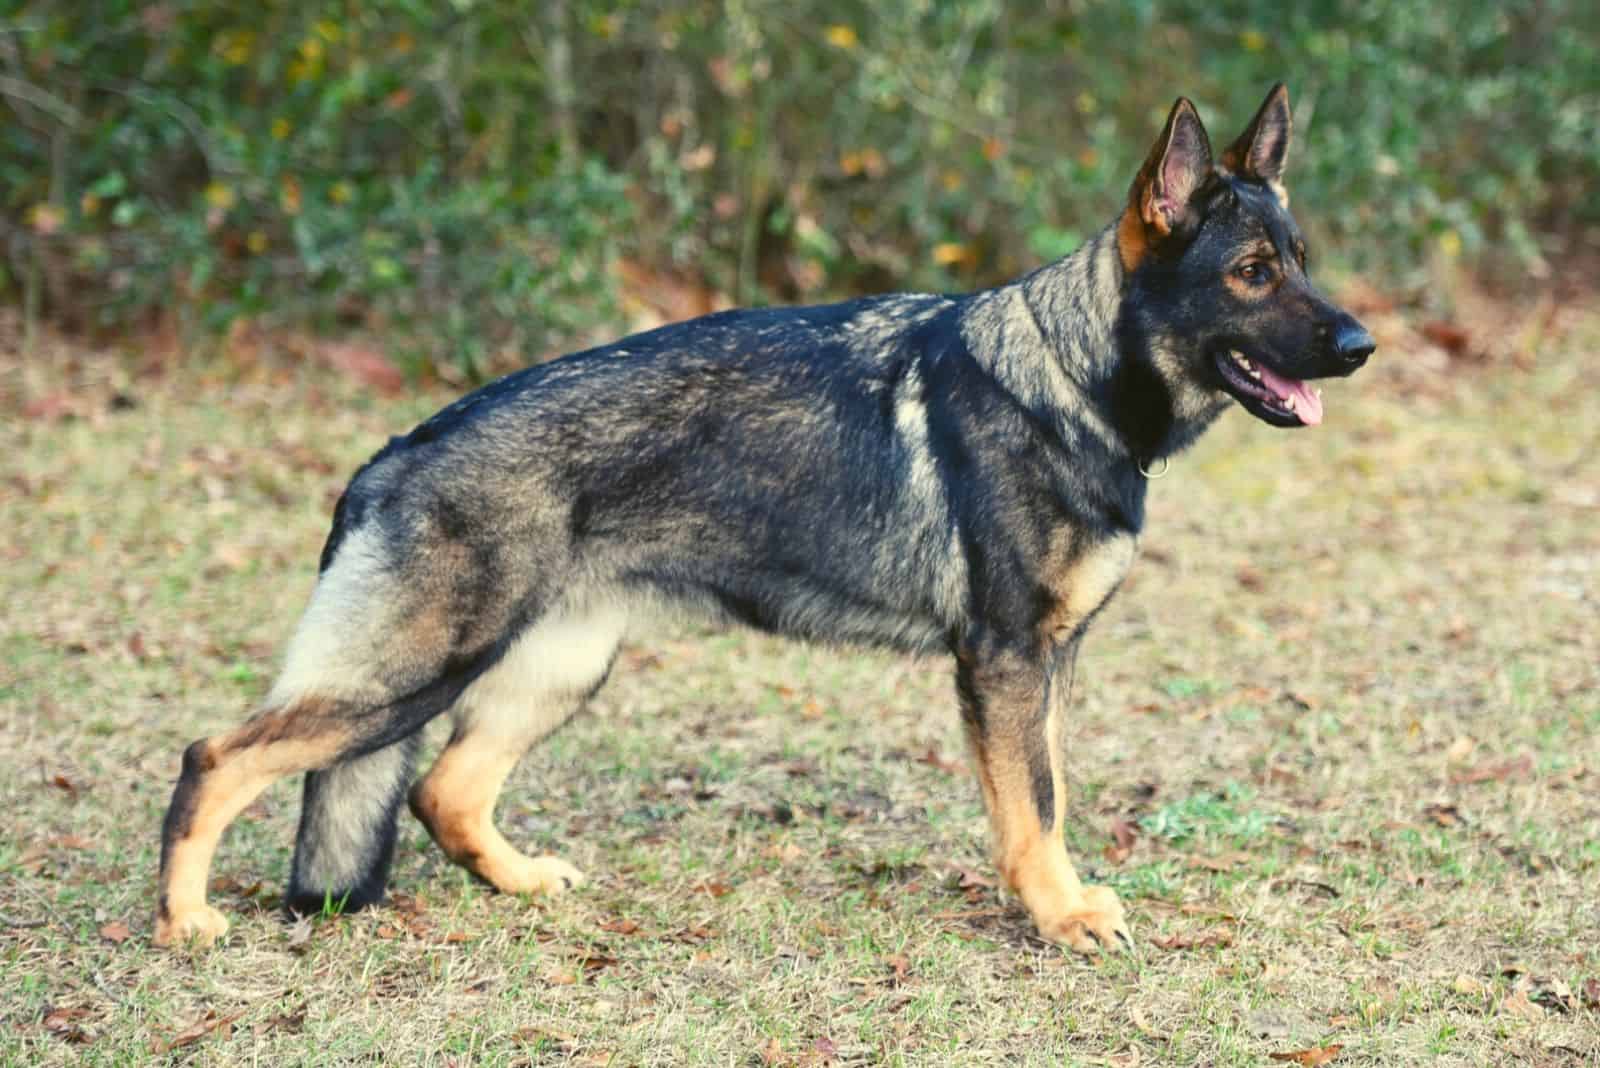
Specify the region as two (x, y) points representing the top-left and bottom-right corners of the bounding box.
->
(961, 222), (1222, 469)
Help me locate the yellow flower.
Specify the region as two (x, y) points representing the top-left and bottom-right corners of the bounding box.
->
(247, 230), (269, 254)
(330, 180), (354, 205)
(932, 242), (971, 267)
(1437, 230), (1462, 258)
(1240, 30), (1267, 52)
(825, 25), (858, 50)
(204, 183), (236, 210)
(215, 29), (255, 66)
(271, 117), (292, 141)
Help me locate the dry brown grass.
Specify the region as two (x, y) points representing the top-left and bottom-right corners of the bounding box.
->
(2, 305), (1597, 1066)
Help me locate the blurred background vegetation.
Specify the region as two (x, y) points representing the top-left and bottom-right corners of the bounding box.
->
(2, 0), (1596, 379)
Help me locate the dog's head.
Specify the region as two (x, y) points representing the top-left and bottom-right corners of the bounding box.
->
(1116, 85), (1374, 430)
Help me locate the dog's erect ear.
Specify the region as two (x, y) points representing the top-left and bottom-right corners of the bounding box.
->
(1222, 83), (1292, 184)
(1130, 97), (1213, 239)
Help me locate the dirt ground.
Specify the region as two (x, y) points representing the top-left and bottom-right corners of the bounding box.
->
(2, 297), (1597, 1066)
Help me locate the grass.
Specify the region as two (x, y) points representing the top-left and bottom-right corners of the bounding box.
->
(2, 304), (1597, 1066)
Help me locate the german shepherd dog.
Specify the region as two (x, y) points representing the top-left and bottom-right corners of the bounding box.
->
(156, 85), (1373, 952)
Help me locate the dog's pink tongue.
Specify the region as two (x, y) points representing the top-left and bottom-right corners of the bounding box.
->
(1255, 364), (1324, 426)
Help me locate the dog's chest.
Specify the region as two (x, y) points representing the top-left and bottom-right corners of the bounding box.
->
(1040, 532), (1137, 642)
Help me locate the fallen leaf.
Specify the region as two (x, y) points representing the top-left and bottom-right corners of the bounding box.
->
(443, 931), (471, 943)
(762, 841), (805, 864)
(1445, 736), (1477, 762)
(884, 954), (911, 985)
(578, 952), (618, 975)
(1268, 1045), (1343, 1066)
(49, 834), (93, 850)
(521, 1024), (578, 1044)
(1503, 986), (1544, 1021)
(1581, 977), (1600, 1009)
(1188, 851), (1252, 872)
(256, 1009), (305, 1035)
(674, 925), (715, 943)
(1450, 754), (1533, 785)
(760, 1037), (785, 1065)
(691, 878), (732, 899)
(915, 748), (964, 775)
(50, 774), (81, 797)
(375, 924), (400, 940)
(98, 921), (131, 944)
(1151, 927), (1234, 951)
(1421, 319), (1473, 357)
(1423, 802), (1466, 827)
(1105, 819), (1138, 865)
(599, 917), (640, 935)
(953, 867), (995, 897)
(811, 1035), (839, 1061)
(42, 1005), (93, 1044)
(1452, 974), (1487, 996)
(153, 1010), (241, 1054)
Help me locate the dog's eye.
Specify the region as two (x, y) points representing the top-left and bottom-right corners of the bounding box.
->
(1236, 262), (1271, 284)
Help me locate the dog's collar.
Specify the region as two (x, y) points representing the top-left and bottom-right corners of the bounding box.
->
(1138, 456), (1171, 479)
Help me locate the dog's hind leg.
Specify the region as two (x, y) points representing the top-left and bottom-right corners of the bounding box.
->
(156, 695), (365, 946)
(155, 523), (482, 946)
(958, 639), (1131, 954)
(408, 603), (626, 896)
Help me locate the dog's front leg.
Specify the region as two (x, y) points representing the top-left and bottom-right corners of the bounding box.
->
(957, 639), (1131, 953)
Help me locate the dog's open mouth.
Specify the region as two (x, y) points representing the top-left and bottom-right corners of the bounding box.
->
(1214, 349), (1324, 428)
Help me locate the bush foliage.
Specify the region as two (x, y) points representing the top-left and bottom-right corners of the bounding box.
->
(3, 0), (1596, 375)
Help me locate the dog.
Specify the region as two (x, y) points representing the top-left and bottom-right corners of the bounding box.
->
(155, 84), (1373, 952)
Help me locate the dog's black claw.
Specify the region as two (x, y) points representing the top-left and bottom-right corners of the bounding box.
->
(1115, 928), (1134, 950)
(561, 876), (573, 890)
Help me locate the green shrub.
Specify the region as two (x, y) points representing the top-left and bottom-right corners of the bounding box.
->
(2, 1), (1595, 376)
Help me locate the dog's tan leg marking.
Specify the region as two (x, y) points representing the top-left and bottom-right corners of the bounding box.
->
(409, 605), (623, 896)
(962, 534), (1136, 954)
(155, 702), (351, 946)
(960, 658), (1126, 952)
(963, 655), (1130, 955)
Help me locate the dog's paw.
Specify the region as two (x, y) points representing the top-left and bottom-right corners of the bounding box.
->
(153, 903), (230, 947)
(1038, 885), (1132, 955)
(494, 854), (586, 897)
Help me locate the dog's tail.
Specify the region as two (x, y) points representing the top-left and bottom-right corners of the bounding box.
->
(285, 734), (422, 914)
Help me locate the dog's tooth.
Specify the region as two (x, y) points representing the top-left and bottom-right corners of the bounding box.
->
(1315, 387), (1323, 398)
(1248, 368), (1262, 380)
(1284, 394), (1297, 411)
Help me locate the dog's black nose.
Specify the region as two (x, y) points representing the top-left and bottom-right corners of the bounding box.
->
(1334, 322), (1375, 367)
